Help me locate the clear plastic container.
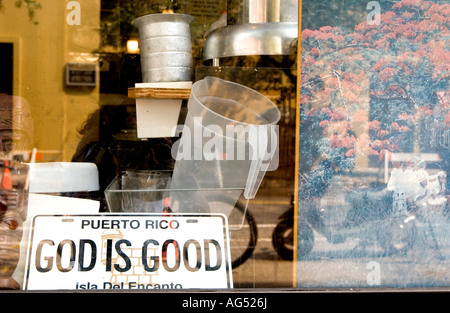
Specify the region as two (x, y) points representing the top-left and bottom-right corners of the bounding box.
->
(105, 170), (171, 213)
(104, 170), (242, 216)
(170, 76), (280, 212)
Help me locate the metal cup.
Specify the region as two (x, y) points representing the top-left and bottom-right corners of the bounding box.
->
(133, 13), (194, 82)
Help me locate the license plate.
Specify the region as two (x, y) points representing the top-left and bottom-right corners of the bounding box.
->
(24, 214), (233, 290)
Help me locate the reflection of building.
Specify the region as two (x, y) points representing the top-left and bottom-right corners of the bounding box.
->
(0, 0), (100, 162)
(101, 229), (158, 286)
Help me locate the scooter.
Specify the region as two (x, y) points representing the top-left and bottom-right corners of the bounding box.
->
(272, 187), (418, 260)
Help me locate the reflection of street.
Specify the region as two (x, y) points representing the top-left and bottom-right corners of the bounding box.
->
(297, 213), (450, 287)
(292, 166), (450, 287)
(231, 187), (294, 288)
(229, 188), (450, 288)
(219, 182), (450, 288)
(231, 186), (450, 288)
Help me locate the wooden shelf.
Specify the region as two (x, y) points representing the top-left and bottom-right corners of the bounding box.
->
(128, 87), (191, 99)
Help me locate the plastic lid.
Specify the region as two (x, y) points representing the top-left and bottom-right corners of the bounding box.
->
(28, 162), (99, 193)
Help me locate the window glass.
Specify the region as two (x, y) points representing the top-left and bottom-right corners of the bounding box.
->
(297, 0), (449, 288)
(0, 0), (448, 292)
(0, 0), (297, 291)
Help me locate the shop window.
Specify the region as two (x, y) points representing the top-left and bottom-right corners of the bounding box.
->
(0, 0), (448, 298)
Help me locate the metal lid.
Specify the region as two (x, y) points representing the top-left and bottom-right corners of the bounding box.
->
(202, 22), (298, 60)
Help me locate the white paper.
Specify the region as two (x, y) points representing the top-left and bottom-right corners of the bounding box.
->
(136, 98), (182, 138)
(135, 81), (192, 138)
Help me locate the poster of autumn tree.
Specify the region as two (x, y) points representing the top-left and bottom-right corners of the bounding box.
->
(296, 0), (449, 287)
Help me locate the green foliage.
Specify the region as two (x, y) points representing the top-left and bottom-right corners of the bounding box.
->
(0, 0), (41, 23)
(100, 0), (183, 48)
(299, 0), (449, 197)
